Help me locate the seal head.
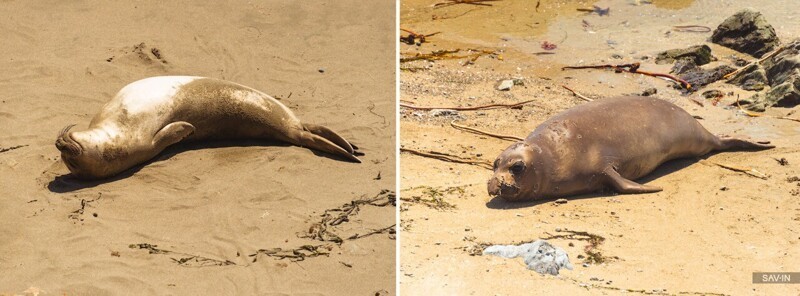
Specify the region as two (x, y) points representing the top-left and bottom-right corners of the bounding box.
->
(55, 124), (150, 179)
(488, 142), (541, 201)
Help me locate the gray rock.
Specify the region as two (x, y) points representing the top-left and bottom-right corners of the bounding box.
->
(671, 58), (698, 75)
(429, 109), (460, 117)
(711, 8), (779, 58)
(497, 79), (514, 91)
(702, 90), (723, 99)
(679, 65), (736, 90)
(483, 240), (573, 275)
(738, 40), (800, 109)
(656, 45), (712, 66)
(763, 40), (800, 86)
(641, 88), (658, 96)
(727, 64), (768, 89)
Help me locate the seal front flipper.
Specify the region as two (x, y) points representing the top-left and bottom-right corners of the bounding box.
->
(152, 121), (195, 149)
(296, 129), (361, 163)
(602, 166), (662, 194)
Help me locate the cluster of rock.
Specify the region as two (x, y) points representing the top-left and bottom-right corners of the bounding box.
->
(655, 8), (798, 111)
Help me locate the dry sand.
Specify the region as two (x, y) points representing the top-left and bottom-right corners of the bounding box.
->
(400, 0), (799, 295)
(0, 1), (395, 295)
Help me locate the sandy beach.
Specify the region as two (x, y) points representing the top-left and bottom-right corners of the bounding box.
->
(400, 0), (799, 295)
(0, 1), (395, 295)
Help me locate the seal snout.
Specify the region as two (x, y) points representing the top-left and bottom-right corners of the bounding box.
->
(487, 176), (520, 199)
(55, 124), (82, 156)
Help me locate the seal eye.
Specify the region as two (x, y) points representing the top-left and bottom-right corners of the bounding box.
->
(493, 159), (499, 170)
(510, 161), (525, 175)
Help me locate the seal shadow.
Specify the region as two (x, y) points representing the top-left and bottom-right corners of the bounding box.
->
(485, 157), (700, 209)
(47, 138), (352, 193)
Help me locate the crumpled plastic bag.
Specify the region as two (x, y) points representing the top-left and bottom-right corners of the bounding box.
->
(482, 239), (573, 275)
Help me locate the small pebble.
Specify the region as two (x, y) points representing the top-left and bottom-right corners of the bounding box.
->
(497, 79), (514, 91)
(554, 198), (568, 204)
(318, 68), (325, 73)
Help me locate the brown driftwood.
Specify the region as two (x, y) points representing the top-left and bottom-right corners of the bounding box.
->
(561, 85), (594, 102)
(672, 25), (712, 32)
(400, 99), (535, 111)
(433, 0), (501, 8)
(562, 62), (692, 90)
(400, 148), (492, 169)
(450, 121), (524, 141)
(699, 159), (768, 180)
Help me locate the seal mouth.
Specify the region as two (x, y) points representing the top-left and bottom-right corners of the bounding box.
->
(55, 124), (82, 156)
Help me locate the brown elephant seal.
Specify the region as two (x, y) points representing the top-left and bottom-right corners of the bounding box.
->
(487, 96), (774, 201)
(55, 76), (360, 180)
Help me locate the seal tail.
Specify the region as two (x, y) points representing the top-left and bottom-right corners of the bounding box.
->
(298, 123), (361, 163)
(715, 137), (776, 151)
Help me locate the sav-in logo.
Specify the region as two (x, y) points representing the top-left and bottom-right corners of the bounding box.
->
(752, 272), (800, 284)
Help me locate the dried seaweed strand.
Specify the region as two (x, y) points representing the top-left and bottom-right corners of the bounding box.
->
(347, 224), (396, 240)
(400, 147), (492, 169)
(0, 145), (27, 153)
(249, 244), (331, 262)
(400, 99), (534, 111)
(450, 120), (523, 141)
(129, 243), (236, 267)
(301, 190), (396, 244)
(563, 63), (691, 90)
(400, 48), (495, 64)
(561, 85), (594, 102)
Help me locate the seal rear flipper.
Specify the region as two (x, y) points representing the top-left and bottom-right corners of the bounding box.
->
(302, 123), (356, 154)
(602, 166), (662, 194)
(152, 121), (195, 149)
(297, 131), (361, 163)
(715, 137), (776, 151)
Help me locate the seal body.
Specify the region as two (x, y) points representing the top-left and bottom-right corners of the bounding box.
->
(56, 76), (360, 179)
(487, 96), (773, 201)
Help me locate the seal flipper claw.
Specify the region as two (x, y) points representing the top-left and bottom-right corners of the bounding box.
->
(297, 131), (361, 163)
(603, 166), (662, 194)
(302, 123), (355, 154)
(153, 121), (195, 149)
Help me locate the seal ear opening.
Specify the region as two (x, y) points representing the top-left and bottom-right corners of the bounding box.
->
(302, 123), (356, 154)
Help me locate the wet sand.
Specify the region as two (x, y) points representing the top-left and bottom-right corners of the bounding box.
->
(0, 1), (395, 295)
(400, 0), (799, 295)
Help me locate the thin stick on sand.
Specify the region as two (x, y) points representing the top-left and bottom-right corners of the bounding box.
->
(723, 43), (792, 80)
(561, 85), (594, 102)
(562, 63), (691, 90)
(699, 159), (768, 180)
(450, 121), (523, 141)
(736, 97), (800, 123)
(399, 99), (535, 111)
(433, 0), (501, 8)
(400, 147), (492, 169)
